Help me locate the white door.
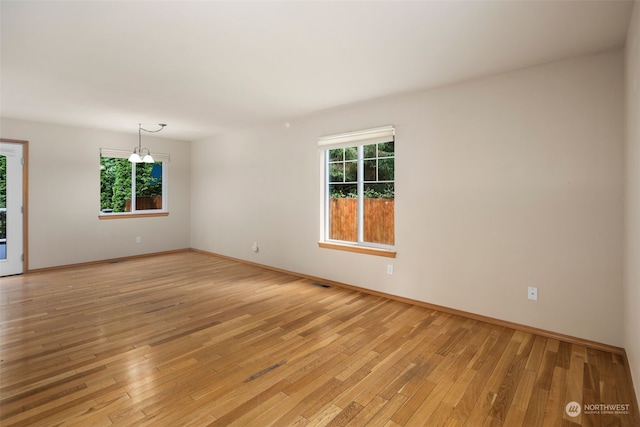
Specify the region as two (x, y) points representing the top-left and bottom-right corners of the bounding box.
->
(0, 142), (24, 276)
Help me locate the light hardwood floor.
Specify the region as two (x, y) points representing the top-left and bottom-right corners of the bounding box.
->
(0, 251), (638, 426)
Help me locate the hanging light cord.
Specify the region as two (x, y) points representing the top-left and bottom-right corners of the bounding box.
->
(138, 123), (166, 150)
(130, 123), (166, 163)
(140, 123), (167, 134)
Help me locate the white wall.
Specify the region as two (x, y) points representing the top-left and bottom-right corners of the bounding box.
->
(0, 50), (625, 349)
(0, 119), (191, 269)
(624, 0), (640, 411)
(192, 50), (625, 347)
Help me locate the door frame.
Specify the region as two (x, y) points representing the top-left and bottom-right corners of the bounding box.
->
(1, 138), (28, 273)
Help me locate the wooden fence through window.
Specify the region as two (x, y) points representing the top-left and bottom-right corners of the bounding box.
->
(329, 198), (394, 245)
(125, 195), (162, 212)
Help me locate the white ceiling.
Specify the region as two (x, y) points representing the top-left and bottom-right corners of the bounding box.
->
(1, 1), (634, 141)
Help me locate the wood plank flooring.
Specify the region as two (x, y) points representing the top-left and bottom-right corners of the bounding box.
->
(0, 251), (637, 426)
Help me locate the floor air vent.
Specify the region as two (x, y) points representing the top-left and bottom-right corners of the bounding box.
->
(312, 282), (331, 289)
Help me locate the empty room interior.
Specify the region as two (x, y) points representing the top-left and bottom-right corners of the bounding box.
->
(1, 1), (640, 426)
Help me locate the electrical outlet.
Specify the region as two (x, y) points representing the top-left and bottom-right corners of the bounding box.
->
(387, 264), (394, 275)
(136, 236), (142, 244)
(251, 242), (259, 253)
(528, 287), (538, 301)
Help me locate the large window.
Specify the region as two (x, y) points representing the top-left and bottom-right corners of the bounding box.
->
(99, 149), (168, 217)
(320, 126), (395, 253)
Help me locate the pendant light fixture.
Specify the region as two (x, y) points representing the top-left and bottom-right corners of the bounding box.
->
(128, 123), (167, 163)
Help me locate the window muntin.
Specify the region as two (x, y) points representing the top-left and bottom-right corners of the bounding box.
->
(325, 140), (394, 247)
(100, 150), (168, 215)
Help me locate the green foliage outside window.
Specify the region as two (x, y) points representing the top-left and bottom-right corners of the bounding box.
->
(100, 158), (162, 213)
(328, 142), (394, 199)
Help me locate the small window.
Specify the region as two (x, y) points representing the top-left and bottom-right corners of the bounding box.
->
(99, 149), (168, 217)
(320, 126), (395, 251)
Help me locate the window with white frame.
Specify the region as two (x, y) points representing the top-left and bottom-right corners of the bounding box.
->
(319, 126), (395, 250)
(99, 149), (169, 216)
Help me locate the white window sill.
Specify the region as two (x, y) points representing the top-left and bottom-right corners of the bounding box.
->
(318, 241), (396, 258)
(99, 212), (169, 220)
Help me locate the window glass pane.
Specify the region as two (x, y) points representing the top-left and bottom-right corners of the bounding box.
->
(329, 183), (357, 199)
(378, 141), (394, 157)
(363, 159), (377, 182)
(363, 144), (377, 159)
(135, 162), (163, 210)
(329, 163), (344, 183)
(344, 160), (358, 182)
(100, 157), (132, 213)
(329, 148), (344, 162)
(364, 182), (394, 199)
(363, 184), (395, 245)
(378, 158), (394, 181)
(328, 184), (357, 243)
(344, 147), (358, 161)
